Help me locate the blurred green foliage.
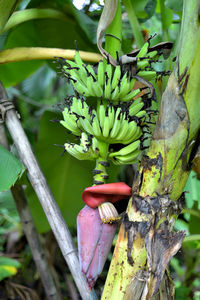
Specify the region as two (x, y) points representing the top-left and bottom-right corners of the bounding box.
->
(0, 0), (199, 298)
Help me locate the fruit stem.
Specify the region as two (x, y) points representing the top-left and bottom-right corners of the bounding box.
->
(93, 141), (109, 185)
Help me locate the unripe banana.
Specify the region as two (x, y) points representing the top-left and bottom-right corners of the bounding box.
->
(97, 61), (105, 87)
(86, 75), (95, 96)
(102, 115), (111, 138)
(137, 70), (157, 80)
(137, 41), (149, 58)
(112, 148), (141, 165)
(109, 140), (140, 157)
(85, 64), (97, 80)
(137, 50), (158, 70)
(116, 119), (129, 141)
(111, 85), (120, 101)
(122, 121), (138, 144)
(126, 125), (142, 143)
(61, 108), (81, 135)
(80, 132), (92, 153)
(79, 118), (94, 136)
(135, 110), (146, 118)
(111, 65), (121, 90)
(118, 72), (130, 98)
(92, 137), (99, 153)
(98, 103), (106, 129)
(105, 63), (113, 80)
(74, 51), (84, 66)
(91, 112), (102, 138)
(107, 106), (115, 128)
(72, 80), (89, 96)
(120, 88), (141, 102)
(129, 102), (144, 116)
(110, 108), (122, 139)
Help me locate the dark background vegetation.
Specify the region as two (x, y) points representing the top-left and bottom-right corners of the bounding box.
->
(0, 0), (200, 299)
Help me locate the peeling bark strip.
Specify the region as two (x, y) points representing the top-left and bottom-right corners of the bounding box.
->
(123, 194), (185, 298)
(124, 270), (174, 300)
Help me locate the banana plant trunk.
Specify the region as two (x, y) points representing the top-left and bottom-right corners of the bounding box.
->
(102, 1), (200, 299)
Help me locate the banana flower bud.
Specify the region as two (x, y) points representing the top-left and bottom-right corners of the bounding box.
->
(82, 182), (132, 208)
(77, 183), (131, 288)
(77, 205), (117, 289)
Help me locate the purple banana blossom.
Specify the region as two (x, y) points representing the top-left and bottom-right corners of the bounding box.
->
(77, 205), (117, 289)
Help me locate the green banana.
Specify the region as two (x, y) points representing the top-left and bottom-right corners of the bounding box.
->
(65, 143), (94, 161)
(137, 70), (157, 80)
(111, 85), (120, 101)
(109, 140), (140, 157)
(85, 64), (97, 80)
(118, 72), (130, 99)
(98, 103), (106, 129)
(137, 41), (149, 58)
(86, 75), (95, 96)
(79, 118), (94, 136)
(116, 119), (129, 141)
(137, 50), (158, 70)
(91, 113), (102, 138)
(72, 80), (89, 96)
(135, 110), (146, 118)
(102, 115), (111, 138)
(125, 125), (142, 144)
(111, 65), (121, 90)
(129, 102), (144, 116)
(107, 106), (115, 129)
(110, 148), (141, 165)
(110, 108), (122, 139)
(122, 121), (138, 144)
(120, 88), (141, 102)
(97, 61), (105, 88)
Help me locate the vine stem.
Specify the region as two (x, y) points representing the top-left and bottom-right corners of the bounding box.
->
(0, 81), (97, 300)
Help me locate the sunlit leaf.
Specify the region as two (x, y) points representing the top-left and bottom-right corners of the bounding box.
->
(0, 256), (21, 281)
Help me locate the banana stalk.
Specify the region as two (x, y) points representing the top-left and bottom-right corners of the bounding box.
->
(101, 1), (200, 299)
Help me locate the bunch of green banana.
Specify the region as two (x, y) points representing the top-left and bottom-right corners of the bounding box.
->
(64, 132), (99, 161)
(60, 96), (145, 145)
(109, 139), (141, 165)
(60, 39), (160, 102)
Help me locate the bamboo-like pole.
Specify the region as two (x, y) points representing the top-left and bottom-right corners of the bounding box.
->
(0, 122), (61, 300)
(0, 81), (97, 300)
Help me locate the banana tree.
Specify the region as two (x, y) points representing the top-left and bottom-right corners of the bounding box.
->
(99, 0), (200, 299)
(0, 0), (200, 299)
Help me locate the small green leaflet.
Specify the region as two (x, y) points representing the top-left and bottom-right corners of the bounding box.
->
(0, 144), (25, 192)
(0, 256), (21, 281)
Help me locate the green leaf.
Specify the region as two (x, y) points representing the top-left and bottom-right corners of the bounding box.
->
(0, 0), (18, 33)
(0, 21), (44, 87)
(165, 0), (183, 12)
(27, 0), (97, 45)
(0, 256), (21, 281)
(144, 0), (157, 18)
(131, 0), (149, 18)
(26, 111), (120, 233)
(0, 145), (25, 192)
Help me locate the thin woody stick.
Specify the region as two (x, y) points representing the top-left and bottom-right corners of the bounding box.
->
(0, 123), (61, 300)
(0, 81), (97, 300)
